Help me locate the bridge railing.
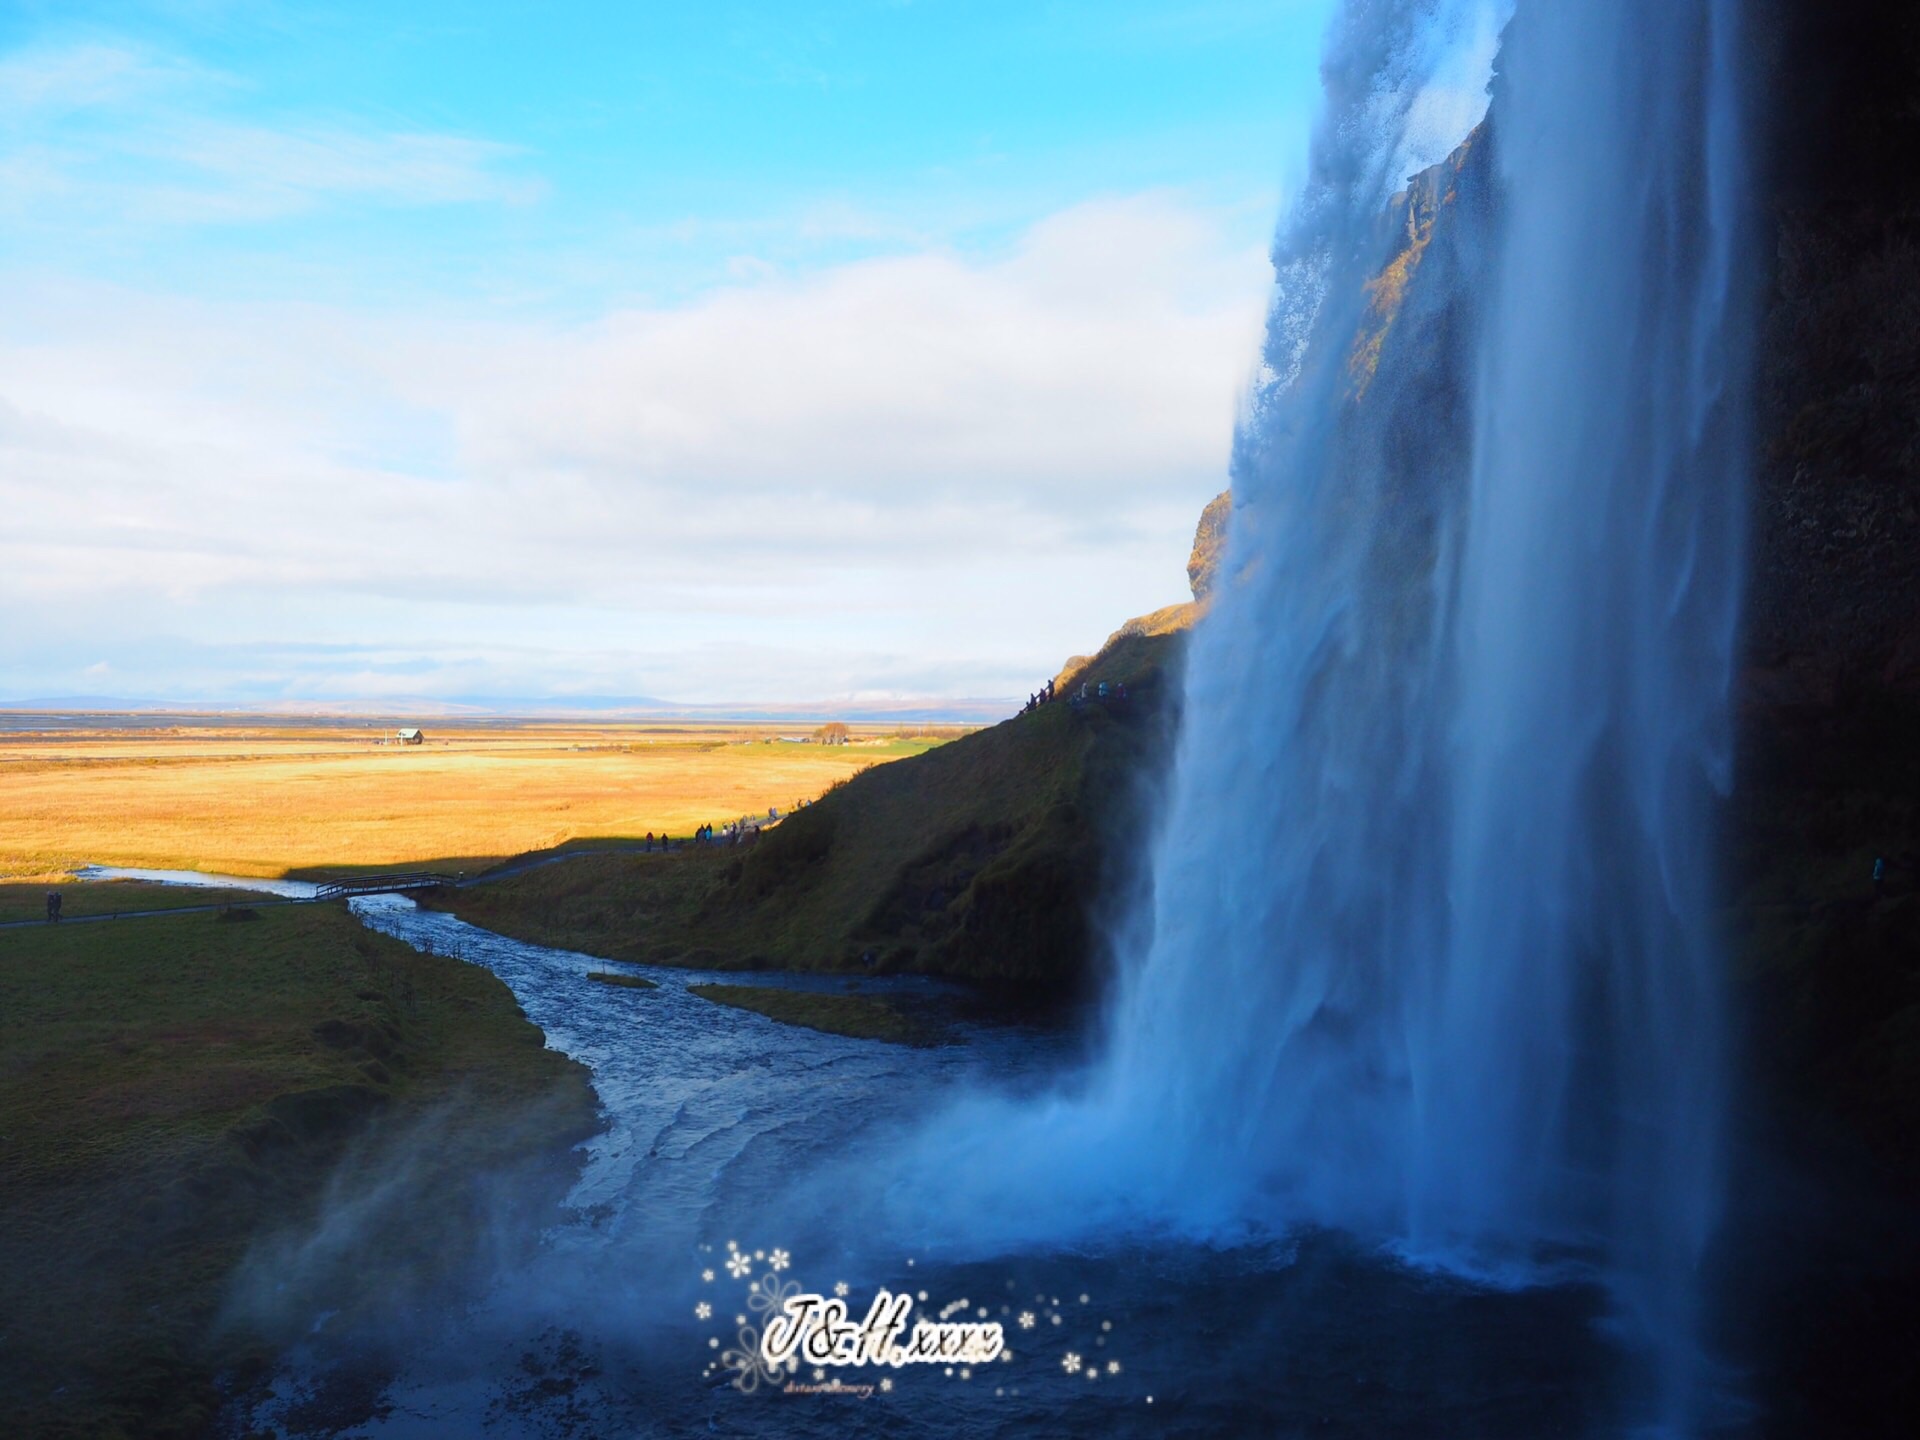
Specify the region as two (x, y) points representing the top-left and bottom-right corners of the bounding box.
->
(313, 873), (456, 902)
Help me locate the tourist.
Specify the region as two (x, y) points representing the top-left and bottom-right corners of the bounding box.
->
(45, 890), (61, 922)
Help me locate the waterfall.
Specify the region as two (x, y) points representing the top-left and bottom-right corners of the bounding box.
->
(890, 0), (1754, 1430)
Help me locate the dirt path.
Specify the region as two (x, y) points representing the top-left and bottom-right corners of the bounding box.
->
(0, 899), (301, 931)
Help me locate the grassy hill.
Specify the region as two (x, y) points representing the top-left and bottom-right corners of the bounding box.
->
(0, 902), (596, 1439)
(436, 627), (1185, 998)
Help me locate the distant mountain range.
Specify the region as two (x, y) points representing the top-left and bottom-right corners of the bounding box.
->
(0, 694), (1013, 723)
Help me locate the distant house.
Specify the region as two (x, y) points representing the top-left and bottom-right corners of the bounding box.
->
(396, 728), (425, 745)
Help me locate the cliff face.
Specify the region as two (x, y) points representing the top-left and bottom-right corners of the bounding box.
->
(1184, 130), (1489, 613)
(1730, 0), (1920, 1183)
(1720, 9), (1920, 1428)
(1747, 0), (1920, 704)
(1345, 126), (1487, 404)
(1186, 490), (1230, 601)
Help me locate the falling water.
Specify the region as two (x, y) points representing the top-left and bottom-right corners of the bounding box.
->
(894, 0), (1754, 1431)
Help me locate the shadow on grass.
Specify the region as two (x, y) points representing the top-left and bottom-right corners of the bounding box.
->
(687, 982), (944, 1047)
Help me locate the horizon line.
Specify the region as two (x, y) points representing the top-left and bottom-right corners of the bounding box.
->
(0, 694), (1014, 723)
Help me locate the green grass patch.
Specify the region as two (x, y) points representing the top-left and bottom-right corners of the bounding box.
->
(0, 878), (271, 924)
(0, 902), (596, 1439)
(585, 970), (657, 989)
(687, 983), (939, 1046)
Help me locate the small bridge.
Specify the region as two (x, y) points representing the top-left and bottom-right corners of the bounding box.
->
(313, 872), (456, 902)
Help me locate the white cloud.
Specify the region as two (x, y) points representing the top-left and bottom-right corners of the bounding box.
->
(0, 41), (207, 116)
(399, 194), (1260, 504)
(0, 39), (537, 227)
(121, 122), (541, 221)
(0, 190), (1270, 702)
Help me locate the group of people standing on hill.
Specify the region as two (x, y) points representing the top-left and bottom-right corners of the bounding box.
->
(1021, 679), (1058, 715)
(644, 805), (803, 854)
(1024, 675), (1129, 717)
(693, 821), (759, 847)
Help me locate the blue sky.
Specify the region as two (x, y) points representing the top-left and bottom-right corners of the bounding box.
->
(1, 0), (1346, 707)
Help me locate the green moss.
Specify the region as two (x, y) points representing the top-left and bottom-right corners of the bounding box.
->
(0, 903), (596, 1439)
(687, 983), (939, 1046)
(585, 970), (657, 989)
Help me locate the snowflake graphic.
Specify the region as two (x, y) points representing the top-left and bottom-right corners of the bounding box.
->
(1062, 1352), (1083, 1375)
(769, 1248), (791, 1272)
(748, 1273), (802, 1322)
(726, 1252), (753, 1279)
(834, 1281), (850, 1297)
(1107, 1360), (1121, 1375)
(1017, 1312), (1036, 1330)
(879, 1377), (893, 1393)
(701, 1269), (715, 1283)
(719, 1322), (784, 1394)
(695, 1302), (712, 1320)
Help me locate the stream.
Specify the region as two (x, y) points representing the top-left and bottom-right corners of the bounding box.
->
(75, 865), (322, 899)
(202, 892), (1635, 1438)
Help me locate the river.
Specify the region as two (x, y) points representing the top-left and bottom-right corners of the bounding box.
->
(208, 892), (1638, 1438)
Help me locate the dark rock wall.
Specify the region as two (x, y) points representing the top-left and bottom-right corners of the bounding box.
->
(1748, 0), (1920, 703)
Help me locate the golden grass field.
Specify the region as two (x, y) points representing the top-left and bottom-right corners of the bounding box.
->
(0, 716), (956, 880)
